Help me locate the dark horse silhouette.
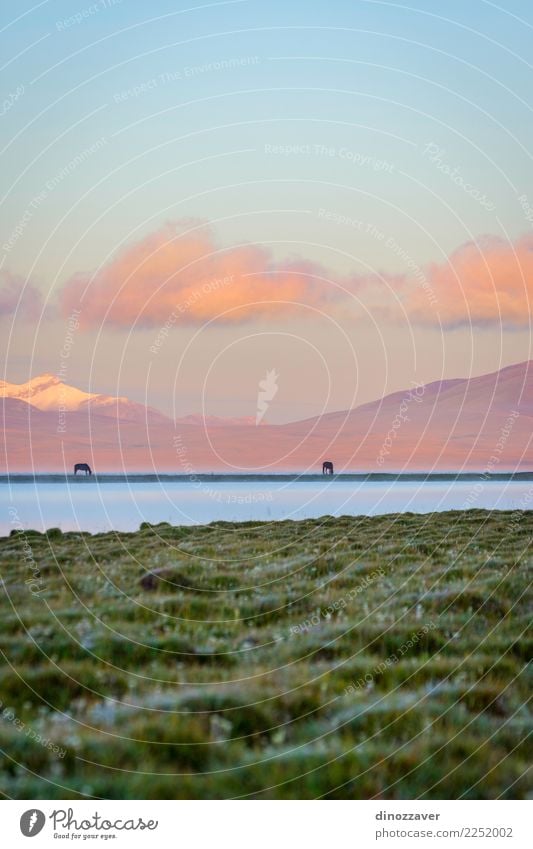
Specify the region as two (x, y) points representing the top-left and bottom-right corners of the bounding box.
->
(74, 463), (92, 475)
(322, 461), (334, 475)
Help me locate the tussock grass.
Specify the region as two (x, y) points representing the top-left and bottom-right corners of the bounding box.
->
(0, 510), (531, 799)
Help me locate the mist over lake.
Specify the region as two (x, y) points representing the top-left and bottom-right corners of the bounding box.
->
(2, 476), (531, 535)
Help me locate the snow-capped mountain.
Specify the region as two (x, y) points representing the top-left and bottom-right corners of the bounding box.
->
(0, 374), (170, 424)
(0, 375), (260, 426)
(0, 373), (102, 410)
(0, 362), (531, 471)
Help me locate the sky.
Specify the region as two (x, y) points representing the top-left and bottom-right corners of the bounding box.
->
(1, 0), (532, 422)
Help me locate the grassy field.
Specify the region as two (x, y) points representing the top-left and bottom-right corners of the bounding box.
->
(0, 510), (531, 799)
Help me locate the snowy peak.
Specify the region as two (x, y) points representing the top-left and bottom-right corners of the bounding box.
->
(0, 373), (99, 411)
(0, 372), (61, 395)
(0, 373), (173, 425)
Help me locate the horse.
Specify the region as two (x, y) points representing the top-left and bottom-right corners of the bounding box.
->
(322, 461), (334, 475)
(74, 463), (92, 475)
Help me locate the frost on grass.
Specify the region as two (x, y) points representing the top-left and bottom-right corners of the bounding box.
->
(0, 511), (531, 799)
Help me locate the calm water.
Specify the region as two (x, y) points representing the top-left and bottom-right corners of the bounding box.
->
(1, 478), (532, 534)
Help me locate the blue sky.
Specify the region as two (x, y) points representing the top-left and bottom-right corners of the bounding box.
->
(1, 0), (532, 419)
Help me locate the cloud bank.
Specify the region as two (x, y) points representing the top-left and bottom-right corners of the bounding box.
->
(58, 223), (533, 330)
(61, 221), (342, 328)
(407, 233), (533, 327)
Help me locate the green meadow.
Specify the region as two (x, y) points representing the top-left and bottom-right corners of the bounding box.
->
(0, 510), (531, 799)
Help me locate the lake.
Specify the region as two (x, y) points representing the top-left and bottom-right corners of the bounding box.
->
(1, 475), (532, 534)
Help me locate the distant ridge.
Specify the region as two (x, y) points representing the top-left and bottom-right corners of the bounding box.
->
(175, 413), (258, 427)
(1, 361), (531, 472)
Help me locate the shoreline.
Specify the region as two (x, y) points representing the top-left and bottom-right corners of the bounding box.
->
(1, 471), (532, 484)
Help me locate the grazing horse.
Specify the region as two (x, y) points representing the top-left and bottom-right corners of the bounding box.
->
(322, 461), (334, 475)
(74, 463), (92, 475)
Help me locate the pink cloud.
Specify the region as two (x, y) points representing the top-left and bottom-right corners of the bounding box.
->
(61, 221), (342, 328)
(407, 233), (533, 327)
(59, 223), (533, 331)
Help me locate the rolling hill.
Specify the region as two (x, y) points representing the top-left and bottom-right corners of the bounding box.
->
(1, 361), (531, 472)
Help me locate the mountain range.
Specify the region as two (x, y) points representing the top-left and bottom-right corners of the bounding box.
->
(0, 373), (170, 424)
(1, 362), (531, 472)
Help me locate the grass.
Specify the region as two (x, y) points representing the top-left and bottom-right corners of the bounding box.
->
(0, 510), (531, 799)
